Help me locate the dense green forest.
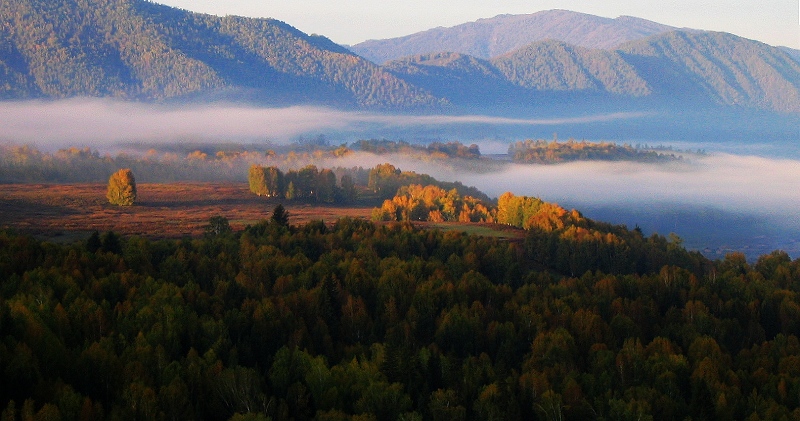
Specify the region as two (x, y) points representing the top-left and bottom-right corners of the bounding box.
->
(3, 204), (800, 419)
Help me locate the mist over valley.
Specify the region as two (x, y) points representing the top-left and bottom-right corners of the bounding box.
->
(2, 98), (798, 259)
(1, 0), (799, 258)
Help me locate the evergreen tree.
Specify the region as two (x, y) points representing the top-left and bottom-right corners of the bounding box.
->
(206, 216), (232, 236)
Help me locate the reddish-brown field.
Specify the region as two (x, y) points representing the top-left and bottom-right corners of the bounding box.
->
(0, 182), (373, 241)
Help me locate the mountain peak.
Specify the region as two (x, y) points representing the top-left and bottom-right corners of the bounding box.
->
(349, 10), (676, 64)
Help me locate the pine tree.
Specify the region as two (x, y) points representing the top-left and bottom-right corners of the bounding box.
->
(271, 204), (289, 226)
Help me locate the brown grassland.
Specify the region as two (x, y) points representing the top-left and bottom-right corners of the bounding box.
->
(0, 182), (525, 243)
(0, 182), (373, 241)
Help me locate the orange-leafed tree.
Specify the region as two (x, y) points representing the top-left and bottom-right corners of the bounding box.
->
(106, 169), (137, 206)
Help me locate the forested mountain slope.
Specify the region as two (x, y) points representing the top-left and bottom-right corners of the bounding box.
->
(492, 39), (651, 95)
(0, 0), (441, 107)
(383, 52), (520, 106)
(780, 47), (800, 64)
(384, 31), (800, 113)
(0, 1), (798, 114)
(349, 10), (675, 64)
(619, 31), (800, 113)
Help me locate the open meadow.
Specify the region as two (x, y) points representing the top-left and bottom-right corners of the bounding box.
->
(0, 182), (527, 242)
(0, 182), (374, 240)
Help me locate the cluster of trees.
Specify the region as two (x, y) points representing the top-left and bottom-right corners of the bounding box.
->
(372, 189), (702, 278)
(352, 140), (481, 160)
(508, 139), (679, 164)
(496, 192), (576, 229)
(2, 214), (800, 420)
(367, 163), (490, 202)
(248, 165), (357, 203)
(371, 184), (494, 223)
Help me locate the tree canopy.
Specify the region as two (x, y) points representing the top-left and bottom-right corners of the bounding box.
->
(2, 211), (800, 420)
(106, 168), (137, 206)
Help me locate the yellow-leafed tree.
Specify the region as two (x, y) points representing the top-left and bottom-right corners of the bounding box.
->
(107, 169), (137, 206)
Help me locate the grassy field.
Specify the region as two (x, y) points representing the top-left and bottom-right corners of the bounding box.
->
(0, 182), (372, 240)
(0, 182), (526, 243)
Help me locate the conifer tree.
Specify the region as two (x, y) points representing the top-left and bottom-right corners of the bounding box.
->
(271, 204), (289, 226)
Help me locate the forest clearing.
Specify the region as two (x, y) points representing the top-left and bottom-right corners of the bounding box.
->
(0, 182), (373, 239)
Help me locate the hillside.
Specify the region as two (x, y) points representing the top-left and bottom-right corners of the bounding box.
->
(492, 39), (651, 95)
(780, 47), (800, 64)
(384, 31), (800, 113)
(0, 1), (798, 114)
(4, 199), (800, 419)
(0, 0), (441, 108)
(349, 10), (675, 64)
(619, 31), (800, 112)
(383, 52), (519, 106)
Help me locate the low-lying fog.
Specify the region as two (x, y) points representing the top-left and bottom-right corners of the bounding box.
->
(0, 98), (646, 148)
(445, 157), (800, 259)
(2, 99), (799, 259)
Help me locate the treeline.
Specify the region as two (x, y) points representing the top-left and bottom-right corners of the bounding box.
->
(0, 142), (495, 184)
(248, 165), (357, 203)
(246, 162), (492, 208)
(371, 184), (494, 223)
(0, 145), (260, 183)
(3, 214), (800, 420)
(371, 186), (579, 227)
(352, 139), (481, 160)
(367, 163), (491, 202)
(509, 139), (681, 164)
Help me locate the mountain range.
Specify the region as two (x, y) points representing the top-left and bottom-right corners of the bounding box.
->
(349, 10), (679, 64)
(1, 0), (799, 115)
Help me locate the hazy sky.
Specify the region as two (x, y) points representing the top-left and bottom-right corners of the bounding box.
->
(154, 0), (800, 49)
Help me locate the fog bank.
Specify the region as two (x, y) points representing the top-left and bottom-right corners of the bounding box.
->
(0, 98), (646, 147)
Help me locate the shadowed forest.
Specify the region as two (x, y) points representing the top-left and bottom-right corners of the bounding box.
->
(3, 214), (800, 420)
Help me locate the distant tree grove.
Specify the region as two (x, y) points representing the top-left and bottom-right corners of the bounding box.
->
(248, 164), (356, 203)
(3, 211), (800, 420)
(509, 139), (680, 164)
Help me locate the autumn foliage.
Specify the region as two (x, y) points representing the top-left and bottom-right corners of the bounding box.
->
(106, 168), (137, 206)
(372, 184), (494, 223)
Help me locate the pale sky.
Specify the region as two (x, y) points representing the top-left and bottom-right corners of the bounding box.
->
(154, 0), (800, 49)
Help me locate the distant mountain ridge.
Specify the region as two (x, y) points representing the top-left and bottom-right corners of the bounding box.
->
(383, 31), (800, 113)
(0, 0), (441, 108)
(350, 10), (677, 64)
(0, 0), (799, 114)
